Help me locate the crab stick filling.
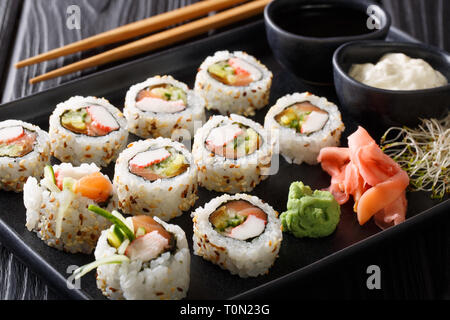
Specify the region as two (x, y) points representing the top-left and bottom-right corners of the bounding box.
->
(207, 57), (262, 86)
(205, 123), (261, 159)
(60, 105), (119, 136)
(0, 126), (36, 158)
(209, 200), (268, 241)
(129, 147), (189, 181)
(275, 101), (329, 134)
(135, 84), (187, 113)
(124, 216), (175, 262)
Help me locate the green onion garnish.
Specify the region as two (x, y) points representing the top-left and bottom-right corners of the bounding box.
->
(88, 205), (135, 241)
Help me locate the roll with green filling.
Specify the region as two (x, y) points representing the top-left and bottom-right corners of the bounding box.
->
(280, 181), (340, 238)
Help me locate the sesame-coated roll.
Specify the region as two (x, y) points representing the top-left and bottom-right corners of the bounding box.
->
(0, 120), (50, 192)
(192, 193), (282, 278)
(93, 215), (190, 300)
(192, 114), (273, 193)
(124, 75), (205, 139)
(264, 92), (345, 165)
(114, 138), (198, 221)
(23, 163), (115, 254)
(194, 51), (272, 116)
(49, 96), (128, 167)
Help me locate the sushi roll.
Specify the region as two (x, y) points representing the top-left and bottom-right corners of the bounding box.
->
(73, 209), (190, 300)
(114, 137), (198, 221)
(195, 50), (273, 116)
(264, 92), (345, 165)
(0, 120), (50, 192)
(124, 75), (206, 139)
(192, 114), (273, 193)
(23, 163), (115, 254)
(192, 193), (282, 278)
(49, 96), (128, 167)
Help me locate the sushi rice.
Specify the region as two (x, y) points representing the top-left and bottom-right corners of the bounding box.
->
(194, 51), (272, 116)
(124, 75), (206, 139)
(264, 92), (345, 165)
(49, 96), (128, 167)
(94, 216), (190, 300)
(0, 120), (50, 192)
(114, 137), (198, 220)
(191, 193), (282, 278)
(23, 163), (114, 254)
(192, 114), (274, 193)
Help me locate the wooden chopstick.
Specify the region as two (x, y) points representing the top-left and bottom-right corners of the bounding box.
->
(29, 0), (270, 84)
(15, 0), (249, 69)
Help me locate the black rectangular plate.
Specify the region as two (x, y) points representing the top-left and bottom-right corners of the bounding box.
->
(0, 20), (448, 300)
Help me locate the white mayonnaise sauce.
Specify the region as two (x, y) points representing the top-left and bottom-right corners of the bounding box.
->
(348, 53), (448, 90)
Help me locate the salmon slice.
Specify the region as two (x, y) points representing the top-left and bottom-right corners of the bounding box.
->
(131, 215), (172, 240)
(86, 106), (119, 136)
(73, 172), (113, 203)
(224, 200), (267, 222)
(136, 88), (160, 101)
(210, 200), (267, 240)
(356, 169), (409, 225)
(0, 126), (25, 144)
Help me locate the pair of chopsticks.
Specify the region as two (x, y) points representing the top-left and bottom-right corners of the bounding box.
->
(16, 0), (271, 84)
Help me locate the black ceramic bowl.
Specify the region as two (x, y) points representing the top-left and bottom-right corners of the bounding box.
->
(333, 41), (450, 132)
(264, 0), (391, 84)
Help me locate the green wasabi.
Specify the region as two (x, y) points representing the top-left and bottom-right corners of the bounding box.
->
(280, 181), (340, 238)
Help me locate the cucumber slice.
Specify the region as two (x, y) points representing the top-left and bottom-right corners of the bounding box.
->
(44, 165), (56, 185)
(62, 177), (76, 191)
(135, 227), (146, 238)
(107, 225), (125, 248)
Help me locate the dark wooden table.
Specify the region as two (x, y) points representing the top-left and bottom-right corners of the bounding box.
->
(0, 0), (448, 300)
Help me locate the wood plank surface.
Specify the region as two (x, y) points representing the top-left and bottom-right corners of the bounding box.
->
(1, 0), (202, 103)
(0, 0), (22, 90)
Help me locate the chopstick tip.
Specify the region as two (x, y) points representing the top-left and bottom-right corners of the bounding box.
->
(15, 62), (25, 69)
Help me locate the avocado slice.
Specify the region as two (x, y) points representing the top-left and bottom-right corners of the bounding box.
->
(245, 128), (259, 155)
(61, 109), (88, 132)
(0, 144), (24, 157)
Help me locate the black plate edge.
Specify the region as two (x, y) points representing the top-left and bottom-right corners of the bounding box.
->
(230, 198), (450, 299)
(0, 218), (92, 300)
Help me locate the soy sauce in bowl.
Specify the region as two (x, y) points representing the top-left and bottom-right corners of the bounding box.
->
(264, 0), (391, 84)
(274, 6), (374, 38)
